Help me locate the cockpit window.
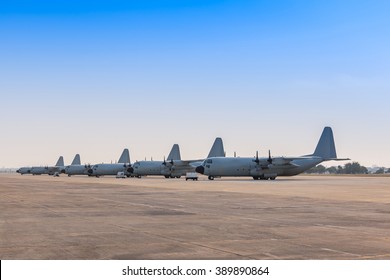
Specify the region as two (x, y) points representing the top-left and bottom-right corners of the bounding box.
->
(206, 159), (213, 164)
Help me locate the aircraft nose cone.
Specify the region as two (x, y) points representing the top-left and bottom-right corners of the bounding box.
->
(127, 167), (134, 173)
(195, 166), (204, 174)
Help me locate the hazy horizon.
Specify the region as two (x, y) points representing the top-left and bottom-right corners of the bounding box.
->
(1, 1), (389, 168)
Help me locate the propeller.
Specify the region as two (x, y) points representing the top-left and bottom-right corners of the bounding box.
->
(162, 157), (174, 166)
(123, 162), (132, 169)
(168, 159), (175, 173)
(125, 163), (133, 173)
(267, 150), (273, 164)
(254, 151), (260, 164)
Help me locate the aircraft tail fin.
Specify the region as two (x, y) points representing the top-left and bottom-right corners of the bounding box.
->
(118, 148), (131, 164)
(312, 127), (337, 160)
(167, 144), (181, 160)
(207, 137), (225, 158)
(55, 156), (64, 167)
(71, 154), (81, 165)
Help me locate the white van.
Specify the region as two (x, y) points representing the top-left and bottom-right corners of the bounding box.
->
(116, 172), (126, 179)
(185, 172), (198, 181)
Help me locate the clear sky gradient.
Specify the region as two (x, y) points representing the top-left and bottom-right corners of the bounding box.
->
(1, 0), (389, 168)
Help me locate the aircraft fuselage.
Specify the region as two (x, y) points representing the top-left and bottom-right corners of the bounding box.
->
(198, 156), (323, 179)
(131, 161), (194, 178)
(65, 165), (90, 176)
(90, 163), (130, 176)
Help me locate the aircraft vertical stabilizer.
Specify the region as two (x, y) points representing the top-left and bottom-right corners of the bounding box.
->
(55, 156), (64, 167)
(118, 149), (130, 163)
(71, 154), (81, 165)
(167, 144), (181, 160)
(313, 127), (337, 159)
(207, 137), (225, 158)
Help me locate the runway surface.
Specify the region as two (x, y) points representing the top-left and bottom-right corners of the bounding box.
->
(1, 174), (389, 259)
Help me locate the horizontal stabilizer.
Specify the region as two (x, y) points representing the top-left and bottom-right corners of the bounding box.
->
(325, 158), (350, 161)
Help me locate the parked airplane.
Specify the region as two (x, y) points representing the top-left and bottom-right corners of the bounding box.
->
(130, 144), (183, 178)
(88, 149), (131, 177)
(29, 156), (65, 176)
(131, 137), (225, 178)
(195, 127), (349, 180)
(64, 154), (91, 176)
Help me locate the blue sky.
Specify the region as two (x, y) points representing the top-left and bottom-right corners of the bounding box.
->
(1, 0), (389, 167)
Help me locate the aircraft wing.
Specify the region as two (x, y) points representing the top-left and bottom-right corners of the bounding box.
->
(269, 156), (315, 166)
(171, 159), (204, 166)
(324, 158), (351, 161)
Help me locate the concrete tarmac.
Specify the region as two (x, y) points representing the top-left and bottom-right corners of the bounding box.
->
(1, 174), (389, 259)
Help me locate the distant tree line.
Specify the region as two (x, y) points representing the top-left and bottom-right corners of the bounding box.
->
(305, 162), (390, 175)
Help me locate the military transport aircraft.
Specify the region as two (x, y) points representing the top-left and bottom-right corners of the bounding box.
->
(130, 144), (182, 178)
(64, 154), (91, 176)
(131, 137), (225, 178)
(27, 156), (65, 176)
(87, 149), (131, 177)
(195, 127), (349, 180)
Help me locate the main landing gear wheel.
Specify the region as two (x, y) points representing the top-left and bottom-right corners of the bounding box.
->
(208, 176), (214, 180)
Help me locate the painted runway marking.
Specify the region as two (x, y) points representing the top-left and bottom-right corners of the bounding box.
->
(321, 248), (361, 257)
